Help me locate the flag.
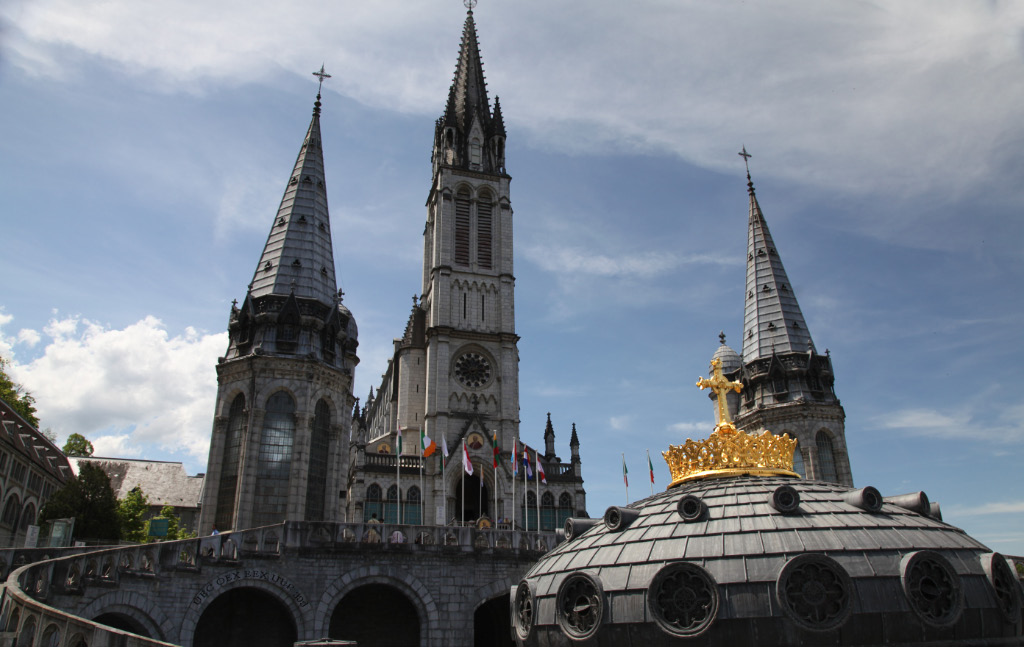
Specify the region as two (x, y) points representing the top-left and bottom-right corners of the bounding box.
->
(462, 439), (474, 476)
(536, 451), (547, 484)
(492, 432), (500, 469)
(522, 448), (533, 479)
(421, 428), (437, 458)
(512, 438), (519, 476)
(396, 427), (403, 454)
(440, 431), (449, 468)
(648, 452), (655, 484)
(622, 455), (629, 487)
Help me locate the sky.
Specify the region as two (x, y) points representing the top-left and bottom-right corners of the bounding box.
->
(1, 0), (1022, 554)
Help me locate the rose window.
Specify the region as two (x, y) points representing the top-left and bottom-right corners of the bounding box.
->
(649, 563), (718, 636)
(777, 554), (852, 631)
(454, 352), (491, 388)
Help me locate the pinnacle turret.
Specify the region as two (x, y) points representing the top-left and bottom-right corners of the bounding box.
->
(544, 412), (556, 459)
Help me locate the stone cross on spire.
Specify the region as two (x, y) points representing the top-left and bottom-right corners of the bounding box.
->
(313, 65), (331, 94)
(697, 358), (744, 432)
(739, 145), (752, 177)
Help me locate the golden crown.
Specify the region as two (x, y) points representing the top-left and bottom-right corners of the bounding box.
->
(663, 358), (800, 487)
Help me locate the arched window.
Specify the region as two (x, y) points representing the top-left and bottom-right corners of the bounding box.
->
(385, 485), (400, 524)
(792, 446), (806, 478)
(540, 491), (555, 531)
(406, 486), (422, 526)
(470, 138), (482, 167)
(253, 391), (295, 527)
(1, 495), (20, 527)
(454, 189), (471, 266)
(216, 394), (245, 531)
(305, 400), (331, 521)
(557, 492), (573, 528)
(815, 431), (839, 483)
(18, 503), (36, 532)
(477, 190), (493, 270)
(523, 491), (537, 531)
(364, 484), (382, 522)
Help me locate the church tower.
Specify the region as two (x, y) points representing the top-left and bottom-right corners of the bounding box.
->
(199, 88), (359, 533)
(350, 7), (585, 529)
(713, 158), (853, 486)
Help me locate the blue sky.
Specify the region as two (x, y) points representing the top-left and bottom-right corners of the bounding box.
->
(1, 1), (1022, 554)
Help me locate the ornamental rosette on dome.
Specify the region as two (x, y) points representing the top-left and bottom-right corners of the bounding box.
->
(663, 358), (799, 487)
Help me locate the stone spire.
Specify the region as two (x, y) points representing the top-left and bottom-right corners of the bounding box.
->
(432, 7), (506, 175)
(741, 171), (814, 363)
(569, 423), (580, 464)
(249, 93), (337, 306)
(544, 412), (556, 459)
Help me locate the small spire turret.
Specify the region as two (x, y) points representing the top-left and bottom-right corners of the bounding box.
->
(544, 412), (556, 459)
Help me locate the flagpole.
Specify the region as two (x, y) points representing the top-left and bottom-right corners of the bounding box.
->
(461, 439), (466, 526)
(647, 448), (654, 496)
(478, 461), (482, 519)
(419, 423), (424, 526)
(622, 452), (628, 504)
(535, 451), (540, 532)
(511, 437), (516, 530)
(523, 447), (528, 529)
(493, 431), (498, 524)
(396, 423), (401, 524)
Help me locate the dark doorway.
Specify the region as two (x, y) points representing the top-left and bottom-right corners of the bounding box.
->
(193, 587), (297, 647)
(454, 473), (490, 523)
(93, 613), (150, 638)
(474, 593), (513, 647)
(330, 583), (420, 646)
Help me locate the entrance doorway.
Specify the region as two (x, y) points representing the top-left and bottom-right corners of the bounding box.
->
(454, 473), (489, 523)
(330, 583), (420, 646)
(474, 593), (514, 647)
(193, 587), (297, 647)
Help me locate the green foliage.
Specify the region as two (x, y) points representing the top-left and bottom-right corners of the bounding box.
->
(39, 463), (121, 542)
(62, 433), (95, 457)
(118, 486), (149, 543)
(153, 505), (196, 541)
(1016, 561), (1024, 577)
(0, 355), (38, 428)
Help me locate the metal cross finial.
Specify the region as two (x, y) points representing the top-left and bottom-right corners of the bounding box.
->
(313, 64), (331, 94)
(464, 0), (477, 10)
(739, 146), (752, 175)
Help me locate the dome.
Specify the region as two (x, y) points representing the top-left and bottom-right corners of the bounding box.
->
(337, 302), (358, 339)
(512, 475), (1023, 646)
(710, 342), (741, 375)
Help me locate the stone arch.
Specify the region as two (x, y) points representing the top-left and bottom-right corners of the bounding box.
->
(1, 492), (21, 528)
(179, 572), (311, 647)
(78, 590), (174, 642)
(214, 387), (247, 418)
(39, 622), (60, 647)
(815, 428), (839, 482)
(471, 576), (515, 647)
(18, 500), (37, 532)
(314, 565), (438, 643)
(17, 613), (36, 647)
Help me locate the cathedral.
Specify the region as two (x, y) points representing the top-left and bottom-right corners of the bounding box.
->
(198, 7), (586, 535)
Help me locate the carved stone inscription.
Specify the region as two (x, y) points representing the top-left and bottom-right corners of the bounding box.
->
(191, 569), (310, 608)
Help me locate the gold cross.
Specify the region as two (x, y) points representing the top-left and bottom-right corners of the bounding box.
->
(697, 358), (743, 430)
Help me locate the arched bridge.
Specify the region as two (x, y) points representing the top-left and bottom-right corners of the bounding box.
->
(0, 521), (559, 647)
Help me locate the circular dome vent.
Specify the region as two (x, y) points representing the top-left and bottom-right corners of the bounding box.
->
(777, 554), (853, 631)
(900, 551), (962, 627)
(556, 573), (603, 640)
(648, 562), (719, 637)
(512, 581), (534, 642)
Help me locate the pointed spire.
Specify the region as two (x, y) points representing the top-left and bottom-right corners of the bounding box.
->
(491, 96), (506, 137)
(544, 412), (556, 458)
(740, 151), (814, 362)
(249, 87), (337, 306)
(449, 7), (491, 135)
(570, 423), (579, 447)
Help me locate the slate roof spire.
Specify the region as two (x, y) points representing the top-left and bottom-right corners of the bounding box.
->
(741, 159), (814, 362)
(447, 7), (491, 136)
(249, 91), (337, 306)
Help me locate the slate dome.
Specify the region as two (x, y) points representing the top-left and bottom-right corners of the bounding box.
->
(710, 342), (741, 375)
(512, 475), (1024, 646)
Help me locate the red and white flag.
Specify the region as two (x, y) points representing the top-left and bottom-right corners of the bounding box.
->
(462, 439), (474, 476)
(536, 451), (547, 484)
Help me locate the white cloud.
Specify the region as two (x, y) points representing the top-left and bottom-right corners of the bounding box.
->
(609, 416), (630, 431)
(668, 421), (711, 436)
(874, 404), (1024, 444)
(945, 501), (1024, 517)
(3, 314), (226, 464)
(4, 0), (1023, 211)
(16, 329), (40, 347)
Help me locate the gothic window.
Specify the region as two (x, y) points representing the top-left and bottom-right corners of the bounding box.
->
(18, 503), (35, 532)
(253, 391), (295, 527)
(364, 484), (382, 522)
(477, 191), (493, 269)
(215, 394), (245, 530)
(470, 138), (482, 168)
(792, 446), (806, 478)
(385, 484), (400, 524)
(454, 189), (471, 266)
(541, 492), (556, 530)
(305, 400), (331, 521)
(557, 492), (573, 528)
(815, 431), (839, 483)
(1, 494), (20, 527)
(772, 372), (788, 399)
(406, 486), (422, 525)
(523, 491), (538, 531)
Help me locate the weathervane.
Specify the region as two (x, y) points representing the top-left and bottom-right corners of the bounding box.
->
(313, 64), (332, 94)
(464, 0), (477, 10)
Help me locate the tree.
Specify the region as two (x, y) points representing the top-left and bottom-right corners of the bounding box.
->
(38, 463), (121, 542)
(118, 486), (149, 543)
(153, 505), (196, 541)
(0, 355), (38, 428)
(62, 433), (95, 457)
